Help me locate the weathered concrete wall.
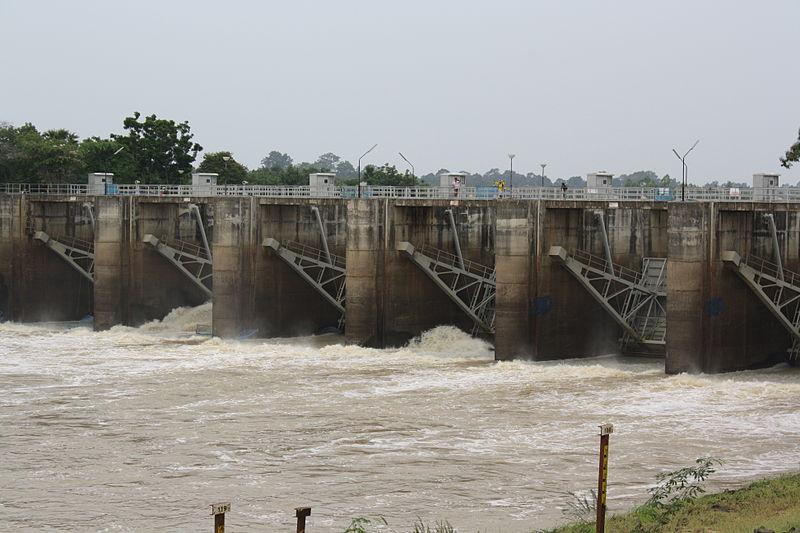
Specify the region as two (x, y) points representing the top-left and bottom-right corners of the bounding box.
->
(13, 198), (94, 321)
(211, 197), (251, 337)
(93, 197), (124, 330)
(127, 198), (210, 325)
(0, 195), (21, 320)
(345, 199), (385, 346)
(666, 202), (709, 373)
(528, 202), (668, 360)
(254, 199), (346, 337)
(385, 200), (494, 345)
(343, 198), (495, 347)
(494, 201), (534, 360)
(667, 203), (793, 374)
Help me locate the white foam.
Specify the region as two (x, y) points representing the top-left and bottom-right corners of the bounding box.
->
(139, 302), (213, 333)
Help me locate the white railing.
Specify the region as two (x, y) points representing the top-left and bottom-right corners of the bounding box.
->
(3, 182), (800, 202)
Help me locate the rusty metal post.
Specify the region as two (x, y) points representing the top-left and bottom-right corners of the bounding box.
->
(296, 507), (311, 533)
(210, 502), (230, 533)
(596, 424), (613, 533)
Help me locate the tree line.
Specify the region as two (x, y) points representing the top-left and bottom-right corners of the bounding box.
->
(0, 114), (420, 187)
(2, 113), (798, 187)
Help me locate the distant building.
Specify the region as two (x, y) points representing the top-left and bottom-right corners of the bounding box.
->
(586, 171), (614, 188)
(440, 172), (468, 188)
(309, 172), (337, 197)
(753, 173), (779, 189)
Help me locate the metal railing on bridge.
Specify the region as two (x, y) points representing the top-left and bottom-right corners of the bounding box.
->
(5, 182), (800, 202)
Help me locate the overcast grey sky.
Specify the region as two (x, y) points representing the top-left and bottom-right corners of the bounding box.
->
(1, 1), (799, 183)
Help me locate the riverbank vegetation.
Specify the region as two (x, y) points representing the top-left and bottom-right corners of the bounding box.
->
(546, 472), (800, 533)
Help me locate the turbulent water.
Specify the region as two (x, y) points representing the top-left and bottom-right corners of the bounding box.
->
(2, 305), (800, 532)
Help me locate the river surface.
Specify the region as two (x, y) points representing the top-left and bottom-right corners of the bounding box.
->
(1, 303), (800, 532)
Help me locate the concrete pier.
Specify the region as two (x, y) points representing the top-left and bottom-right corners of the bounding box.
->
(494, 201), (533, 360)
(344, 199), (385, 346)
(4, 191), (800, 374)
(94, 196), (124, 330)
(667, 203), (790, 373)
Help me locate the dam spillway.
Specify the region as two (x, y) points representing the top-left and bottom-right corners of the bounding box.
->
(3, 185), (800, 374)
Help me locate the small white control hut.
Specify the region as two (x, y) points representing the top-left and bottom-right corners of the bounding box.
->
(309, 172), (337, 197)
(87, 173), (113, 195)
(586, 171), (614, 188)
(192, 173), (218, 195)
(753, 173), (780, 201)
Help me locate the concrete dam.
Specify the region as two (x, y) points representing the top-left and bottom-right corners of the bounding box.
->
(2, 183), (800, 375)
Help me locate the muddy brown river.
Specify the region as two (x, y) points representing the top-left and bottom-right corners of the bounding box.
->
(1, 303), (799, 531)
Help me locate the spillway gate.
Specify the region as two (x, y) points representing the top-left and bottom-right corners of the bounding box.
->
(142, 203), (213, 299)
(397, 242), (496, 335)
(262, 238), (346, 318)
(549, 246), (667, 348)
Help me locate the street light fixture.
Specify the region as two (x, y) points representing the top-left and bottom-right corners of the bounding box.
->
(672, 140), (700, 202)
(398, 152), (414, 177)
(508, 154), (516, 191)
(358, 143), (378, 181)
(540, 163), (547, 188)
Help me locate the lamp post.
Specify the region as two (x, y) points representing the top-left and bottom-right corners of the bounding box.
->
(106, 146), (125, 182)
(508, 154), (515, 192)
(358, 143), (378, 182)
(398, 152), (414, 178)
(540, 163), (547, 188)
(672, 140), (700, 202)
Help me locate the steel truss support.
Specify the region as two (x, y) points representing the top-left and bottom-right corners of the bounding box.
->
(549, 246), (666, 347)
(722, 251), (800, 359)
(262, 238), (346, 315)
(33, 230), (95, 283)
(444, 209), (465, 270)
(82, 202), (95, 234)
(143, 234), (212, 298)
(310, 206), (332, 264)
(187, 203), (213, 262)
(397, 241), (495, 334)
(595, 211), (615, 276)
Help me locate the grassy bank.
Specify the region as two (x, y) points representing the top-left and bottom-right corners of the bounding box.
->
(546, 473), (800, 533)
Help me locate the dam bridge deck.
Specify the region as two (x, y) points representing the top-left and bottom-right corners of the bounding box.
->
(4, 182), (800, 203)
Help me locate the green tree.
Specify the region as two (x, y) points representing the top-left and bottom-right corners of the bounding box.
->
(314, 152), (340, 171)
(335, 159), (357, 178)
(111, 112), (202, 184)
(359, 163), (419, 186)
(248, 164), (323, 186)
(37, 129), (83, 182)
(781, 127), (800, 168)
(617, 170), (659, 187)
(0, 123), (36, 182)
(260, 150), (293, 170)
(77, 137), (136, 182)
(196, 151), (248, 184)
(0, 123), (83, 183)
